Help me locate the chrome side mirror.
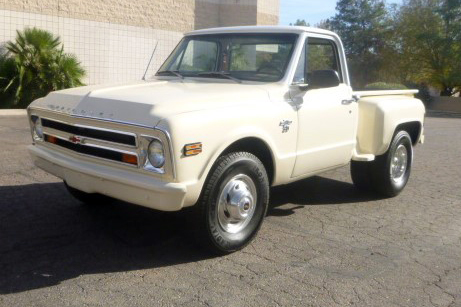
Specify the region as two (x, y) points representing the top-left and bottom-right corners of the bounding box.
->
(297, 83), (309, 91)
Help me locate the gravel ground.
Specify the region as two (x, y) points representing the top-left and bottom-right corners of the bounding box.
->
(0, 114), (460, 307)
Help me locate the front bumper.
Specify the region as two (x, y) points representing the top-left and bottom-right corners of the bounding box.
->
(28, 145), (187, 211)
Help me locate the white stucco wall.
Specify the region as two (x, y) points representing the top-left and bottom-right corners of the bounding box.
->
(0, 0), (279, 85)
(0, 9), (183, 85)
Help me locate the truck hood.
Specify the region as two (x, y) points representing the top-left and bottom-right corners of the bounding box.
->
(30, 79), (270, 127)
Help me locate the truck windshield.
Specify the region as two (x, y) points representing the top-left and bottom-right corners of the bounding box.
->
(156, 33), (298, 82)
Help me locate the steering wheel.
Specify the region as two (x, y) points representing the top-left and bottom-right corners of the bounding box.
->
(257, 62), (282, 74)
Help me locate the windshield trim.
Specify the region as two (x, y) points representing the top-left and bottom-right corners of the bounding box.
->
(156, 33), (299, 83)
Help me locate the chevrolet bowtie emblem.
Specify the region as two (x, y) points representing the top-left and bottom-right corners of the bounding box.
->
(69, 135), (83, 144)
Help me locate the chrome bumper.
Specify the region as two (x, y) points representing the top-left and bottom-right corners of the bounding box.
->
(28, 145), (187, 211)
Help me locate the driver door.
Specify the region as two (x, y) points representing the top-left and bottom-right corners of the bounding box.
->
(290, 37), (357, 178)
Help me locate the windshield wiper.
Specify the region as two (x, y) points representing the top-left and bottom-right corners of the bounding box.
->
(157, 70), (184, 79)
(196, 71), (242, 83)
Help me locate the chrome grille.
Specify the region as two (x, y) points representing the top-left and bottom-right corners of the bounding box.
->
(40, 117), (139, 167)
(31, 113), (175, 180)
(43, 133), (138, 166)
(41, 118), (137, 147)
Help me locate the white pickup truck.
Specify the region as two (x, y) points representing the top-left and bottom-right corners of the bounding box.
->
(27, 26), (425, 253)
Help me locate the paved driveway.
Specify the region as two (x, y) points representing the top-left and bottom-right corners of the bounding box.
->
(0, 114), (460, 307)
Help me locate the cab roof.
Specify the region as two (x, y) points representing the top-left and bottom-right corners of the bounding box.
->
(186, 25), (338, 39)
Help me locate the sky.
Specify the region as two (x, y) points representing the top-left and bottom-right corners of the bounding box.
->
(279, 0), (404, 26)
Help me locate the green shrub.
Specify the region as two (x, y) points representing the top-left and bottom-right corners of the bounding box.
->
(404, 82), (432, 106)
(364, 82), (408, 90)
(0, 27), (85, 109)
(0, 50), (17, 108)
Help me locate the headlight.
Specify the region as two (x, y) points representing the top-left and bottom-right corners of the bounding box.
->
(147, 139), (165, 168)
(31, 116), (43, 140)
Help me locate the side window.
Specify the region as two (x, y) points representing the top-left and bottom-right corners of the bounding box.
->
(292, 37), (341, 85)
(307, 38), (341, 82)
(172, 40), (218, 72)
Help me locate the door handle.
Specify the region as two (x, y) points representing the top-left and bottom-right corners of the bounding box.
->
(342, 94), (360, 105)
(341, 99), (354, 105)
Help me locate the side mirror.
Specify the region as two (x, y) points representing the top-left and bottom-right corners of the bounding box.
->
(297, 83), (309, 91)
(308, 70), (340, 89)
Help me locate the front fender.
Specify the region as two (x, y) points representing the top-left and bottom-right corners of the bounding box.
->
(157, 104), (297, 207)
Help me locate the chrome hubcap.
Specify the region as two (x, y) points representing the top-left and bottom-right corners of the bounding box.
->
(390, 144), (408, 183)
(217, 174), (257, 234)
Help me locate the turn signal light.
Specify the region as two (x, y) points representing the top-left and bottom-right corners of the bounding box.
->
(184, 143), (202, 156)
(122, 153), (138, 165)
(45, 135), (58, 144)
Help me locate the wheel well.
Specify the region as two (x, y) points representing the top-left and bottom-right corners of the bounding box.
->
(222, 137), (275, 185)
(395, 121), (422, 145)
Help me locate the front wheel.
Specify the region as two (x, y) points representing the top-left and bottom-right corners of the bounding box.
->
(193, 152), (269, 254)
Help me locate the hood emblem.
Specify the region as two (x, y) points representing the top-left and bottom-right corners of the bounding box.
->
(69, 135), (84, 144)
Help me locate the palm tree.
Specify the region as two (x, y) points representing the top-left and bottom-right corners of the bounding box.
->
(0, 50), (17, 108)
(0, 27), (85, 108)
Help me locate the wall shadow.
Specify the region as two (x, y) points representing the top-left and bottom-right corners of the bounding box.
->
(194, 0), (220, 30)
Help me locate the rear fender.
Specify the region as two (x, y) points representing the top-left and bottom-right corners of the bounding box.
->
(356, 96), (425, 156)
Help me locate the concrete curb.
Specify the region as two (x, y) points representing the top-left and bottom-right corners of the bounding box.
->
(0, 109), (27, 116)
(426, 109), (461, 119)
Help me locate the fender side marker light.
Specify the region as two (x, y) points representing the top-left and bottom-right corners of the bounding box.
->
(184, 143), (202, 156)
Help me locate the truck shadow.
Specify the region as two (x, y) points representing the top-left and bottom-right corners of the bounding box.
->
(0, 176), (379, 293)
(268, 176), (381, 217)
(0, 182), (211, 294)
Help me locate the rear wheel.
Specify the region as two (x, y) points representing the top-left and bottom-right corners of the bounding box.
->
(193, 152), (269, 254)
(351, 130), (413, 197)
(64, 181), (113, 205)
(371, 131), (413, 197)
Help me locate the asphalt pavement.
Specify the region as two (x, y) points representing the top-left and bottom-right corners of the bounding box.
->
(0, 113), (460, 307)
